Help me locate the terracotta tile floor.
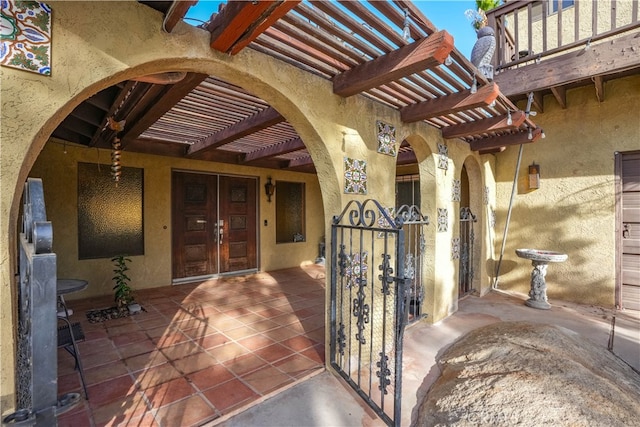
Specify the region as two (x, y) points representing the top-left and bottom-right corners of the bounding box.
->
(57, 265), (326, 427)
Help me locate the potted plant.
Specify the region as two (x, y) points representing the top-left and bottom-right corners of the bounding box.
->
(111, 255), (140, 314)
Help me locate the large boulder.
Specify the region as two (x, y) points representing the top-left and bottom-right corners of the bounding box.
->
(414, 322), (640, 426)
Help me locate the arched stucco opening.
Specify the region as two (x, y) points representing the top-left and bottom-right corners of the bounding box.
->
(460, 155), (484, 296)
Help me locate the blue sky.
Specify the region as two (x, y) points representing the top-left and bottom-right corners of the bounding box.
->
(186, 1), (479, 58)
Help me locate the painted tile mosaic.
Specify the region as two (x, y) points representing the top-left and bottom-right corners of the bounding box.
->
(376, 120), (397, 157)
(437, 143), (448, 170)
(344, 157), (367, 194)
(451, 237), (460, 260)
(377, 207), (395, 238)
(437, 208), (448, 232)
(345, 252), (368, 289)
(452, 179), (461, 202)
(0, 1), (51, 75)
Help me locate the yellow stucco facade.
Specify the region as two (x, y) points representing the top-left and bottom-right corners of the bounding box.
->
(1, 1), (496, 413)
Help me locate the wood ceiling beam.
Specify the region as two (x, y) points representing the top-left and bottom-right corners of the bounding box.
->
(469, 128), (542, 151)
(594, 76), (605, 102)
(401, 83), (500, 123)
(207, 0), (300, 55)
(478, 146), (506, 155)
(242, 137), (305, 163)
(162, 1), (197, 33)
(396, 150), (418, 165)
(441, 111), (526, 139)
(123, 73), (208, 143)
(287, 155), (313, 168)
(187, 107), (285, 156)
(494, 30), (640, 97)
(550, 86), (567, 109)
(532, 91), (544, 114)
(333, 30), (455, 97)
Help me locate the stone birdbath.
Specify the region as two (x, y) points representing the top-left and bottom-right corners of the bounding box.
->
(516, 249), (568, 310)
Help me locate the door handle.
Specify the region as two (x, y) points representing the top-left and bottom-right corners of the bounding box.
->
(623, 224), (630, 239)
(218, 220), (224, 243)
(196, 219), (207, 224)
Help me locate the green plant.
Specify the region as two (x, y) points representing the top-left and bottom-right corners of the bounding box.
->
(465, 0), (501, 30)
(112, 255), (134, 309)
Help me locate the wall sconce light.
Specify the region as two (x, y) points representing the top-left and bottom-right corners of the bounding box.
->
(264, 177), (275, 202)
(528, 162), (541, 190)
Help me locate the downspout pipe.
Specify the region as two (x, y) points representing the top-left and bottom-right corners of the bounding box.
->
(493, 92), (535, 289)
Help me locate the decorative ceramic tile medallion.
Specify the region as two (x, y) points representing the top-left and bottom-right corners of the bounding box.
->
(377, 206), (395, 238)
(1, 1), (52, 75)
(437, 143), (448, 170)
(344, 157), (367, 194)
(437, 208), (448, 232)
(451, 237), (460, 260)
(452, 179), (461, 202)
(345, 252), (368, 289)
(484, 186), (490, 205)
(376, 120), (397, 157)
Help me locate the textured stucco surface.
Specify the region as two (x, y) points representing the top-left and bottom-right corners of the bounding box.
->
(1, 1), (490, 414)
(494, 75), (640, 306)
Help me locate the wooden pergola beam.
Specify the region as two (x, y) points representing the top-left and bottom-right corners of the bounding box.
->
(188, 107), (285, 156)
(401, 83), (500, 123)
(207, 0), (300, 55)
(242, 137), (305, 162)
(550, 86), (567, 109)
(287, 155), (313, 168)
(396, 150), (418, 165)
(441, 111), (525, 139)
(333, 30), (454, 97)
(469, 128), (542, 151)
(162, 1), (197, 33)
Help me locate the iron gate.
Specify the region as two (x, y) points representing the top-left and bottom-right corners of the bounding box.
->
(330, 199), (411, 427)
(459, 207), (477, 296)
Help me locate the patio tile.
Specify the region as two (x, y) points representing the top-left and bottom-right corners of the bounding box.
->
(224, 325), (259, 340)
(160, 340), (202, 361)
(247, 319), (280, 333)
(253, 343), (295, 364)
(206, 342), (250, 363)
(222, 353), (267, 376)
(180, 324), (219, 340)
(117, 339), (157, 359)
(154, 394), (217, 427)
(87, 374), (137, 408)
(58, 372), (82, 396)
(142, 377), (197, 409)
(89, 391), (150, 426)
(193, 332), (230, 350)
(301, 344), (326, 364)
(240, 365), (294, 395)
(274, 354), (321, 379)
(237, 333), (276, 351)
(85, 360), (129, 386)
(280, 334), (319, 352)
(111, 330), (149, 348)
(134, 362), (183, 389)
(107, 323), (141, 337)
(145, 324), (178, 339)
(264, 326), (300, 342)
(201, 378), (259, 412)
(187, 364), (236, 391)
(172, 351), (217, 375)
(57, 405), (93, 427)
(152, 330), (190, 348)
(123, 350), (169, 372)
(77, 337), (114, 357)
(82, 347), (121, 370)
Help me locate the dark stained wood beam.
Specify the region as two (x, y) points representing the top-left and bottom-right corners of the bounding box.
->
(242, 137), (305, 163)
(532, 91), (544, 114)
(123, 73), (208, 142)
(550, 86), (567, 109)
(400, 83), (500, 123)
(333, 30), (455, 97)
(441, 111), (526, 139)
(594, 76), (605, 102)
(494, 30), (640, 97)
(478, 146), (506, 155)
(469, 128), (542, 151)
(230, 1), (300, 55)
(396, 149), (418, 165)
(207, 0), (299, 55)
(287, 155), (313, 168)
(162, 1), (197, 33)
(187, 107), (285, 156)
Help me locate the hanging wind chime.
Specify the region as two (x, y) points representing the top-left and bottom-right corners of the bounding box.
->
(107, 117), (126, 185)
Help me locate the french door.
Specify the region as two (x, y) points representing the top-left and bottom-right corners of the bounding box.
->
(172, 171), (257, 281)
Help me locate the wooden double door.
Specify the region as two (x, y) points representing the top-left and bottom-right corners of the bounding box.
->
(172, 172), (257, 281)
(617, 152), (640, 311)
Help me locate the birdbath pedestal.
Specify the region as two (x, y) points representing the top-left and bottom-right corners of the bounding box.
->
(515, 249), (568, 310)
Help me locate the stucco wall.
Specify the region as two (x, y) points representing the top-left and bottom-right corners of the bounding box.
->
(28, 141), (325, 300)
(494, 74), (640, 306)
(0, 1), (491, 414)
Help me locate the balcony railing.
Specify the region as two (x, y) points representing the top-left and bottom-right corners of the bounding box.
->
(486, 0), (640, 72)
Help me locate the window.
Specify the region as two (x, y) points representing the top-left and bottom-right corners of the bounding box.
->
(531, 0), (574, 20)
(276, 181), (305, 243)
(78, 162), (144, 259)
(396, 174), (420, 208)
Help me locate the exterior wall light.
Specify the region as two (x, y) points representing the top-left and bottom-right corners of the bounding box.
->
(528, 163), (541, 190)
(264, 177), (275, 202)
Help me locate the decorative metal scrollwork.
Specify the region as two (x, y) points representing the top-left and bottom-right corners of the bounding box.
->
(376, 353), (391, 395)
(333, 199), (400, 230)
(352, 278), (370, 345)
(337, 323), (346, 355)
(338, 244), (347, 277)
(378, 254), (394, 296)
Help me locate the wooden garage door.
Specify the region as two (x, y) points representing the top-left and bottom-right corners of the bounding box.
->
(617, 152), (640, 311)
